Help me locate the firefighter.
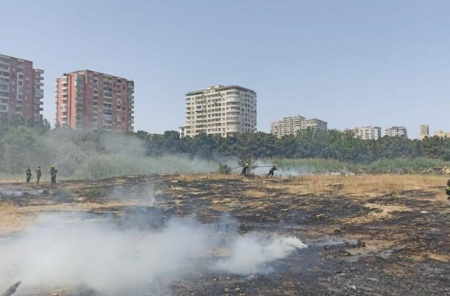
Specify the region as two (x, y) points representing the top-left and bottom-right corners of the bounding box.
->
(36, 166), (42, 185)
(50, 165), (58, 184)
(267, 164), (278, 177)
(25, 167), (32, 183)
(446, 179), (450, 201)
(241, 163), (250, 176)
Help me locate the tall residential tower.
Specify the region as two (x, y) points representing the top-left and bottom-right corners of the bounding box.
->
(0, 53), (44, 123)
(55, 70), (134, 132)
(181, 85), (257, 137)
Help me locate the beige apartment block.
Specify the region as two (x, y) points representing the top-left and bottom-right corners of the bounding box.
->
(301, 118), (327, 131)
(419, 125), (450, 140)
(434, 130), (450, 138)
(348, 126), (382, 140)
(180, 85), (257, 138)
(385, 126), (408, 138)
(270, 115), (327, 138)
(270, 114), (305, 138)
(419, 125), (430, 140)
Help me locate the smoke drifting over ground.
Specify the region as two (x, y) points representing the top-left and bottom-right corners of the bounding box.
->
(214, 234), (307, 275)
(0, 214), (306, 295)
(252, 160), (354, 177)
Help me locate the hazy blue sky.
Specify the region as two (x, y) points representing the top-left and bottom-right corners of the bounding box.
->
(2, 0), (450, 138)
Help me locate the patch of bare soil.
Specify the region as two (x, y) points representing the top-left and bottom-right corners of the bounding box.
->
(1, 174), (450, 295)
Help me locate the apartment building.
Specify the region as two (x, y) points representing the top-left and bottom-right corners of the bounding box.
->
(270, 114), (305, 138)
(301, 118), (328, 131)
(0, 53), (44, 123)
(418, 125), (450, 140)
(181, 85), (257, 138)
(55, 70), (134, 132)
(348, 126), (382, 140)
(419, 125), (430, 140)
(434, 130), (450, 138)
(270, 114), (327, 138)
(385, 126), (408, 138)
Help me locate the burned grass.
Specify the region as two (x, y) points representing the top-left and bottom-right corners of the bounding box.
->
(1, 173), (450, 295)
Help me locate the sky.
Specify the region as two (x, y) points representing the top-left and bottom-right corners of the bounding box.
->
(1, 0), (450, 139)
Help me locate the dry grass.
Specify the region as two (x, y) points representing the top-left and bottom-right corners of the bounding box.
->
(176, 174), (240, 182)
(176, 173), (449, 202)
(1, 174), (448, 234)
(344, 203), (413, 224)
(0, 198), (150, 234)
(242, 189), (271, 198)
(294, 174), (448, 199)
(0, 201), (30, 232)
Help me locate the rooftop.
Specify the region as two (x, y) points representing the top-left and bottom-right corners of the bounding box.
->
(186, 85), (256, 96)
(63, 70), (133, 81)
(0, 53), (33, 63)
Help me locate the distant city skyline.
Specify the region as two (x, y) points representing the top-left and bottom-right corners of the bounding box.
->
(2, 0), (450, 138)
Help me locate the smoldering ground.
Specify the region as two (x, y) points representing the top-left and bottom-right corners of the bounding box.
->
(0, 213), (307, 296)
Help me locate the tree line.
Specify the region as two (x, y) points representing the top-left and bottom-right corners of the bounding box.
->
(1, 121), (450, 174)
(136, 129), (450, 163)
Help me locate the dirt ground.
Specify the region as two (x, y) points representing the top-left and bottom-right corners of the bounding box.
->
(1, 174), (450, 295)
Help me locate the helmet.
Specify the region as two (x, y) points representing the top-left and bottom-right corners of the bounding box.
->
(51, 165), (55, 168)
(274, 164), (277, 167)
(245, 163), (249, 166)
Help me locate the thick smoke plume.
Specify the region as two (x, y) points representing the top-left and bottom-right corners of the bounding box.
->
(0, 214), (306, 295)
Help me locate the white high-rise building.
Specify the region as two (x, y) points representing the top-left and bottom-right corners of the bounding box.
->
(348, 126), (382, 140)
(270, 115), (327, 138)
(181, 85), (257, 138)
(385, 126), (408, 138)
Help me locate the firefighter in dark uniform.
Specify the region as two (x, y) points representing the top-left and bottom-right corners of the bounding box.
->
(268, 164), (278, 177)
(36, 166), (42, 185)
(241, 163), (250, 176)
(50, 165), (58, 184)
(25, 167), (32, 183)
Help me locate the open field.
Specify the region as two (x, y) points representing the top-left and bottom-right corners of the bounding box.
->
(1, 174), (450, 295)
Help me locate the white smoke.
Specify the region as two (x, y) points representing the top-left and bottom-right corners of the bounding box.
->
(0, 214), (306, 295)
(214, 234), (307, 275)
(252, 160), (355, 177)
(252, 160), (304, 177)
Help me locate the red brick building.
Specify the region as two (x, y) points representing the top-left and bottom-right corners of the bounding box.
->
(55, 70), (134, 132)
(0, 53), (44, 123)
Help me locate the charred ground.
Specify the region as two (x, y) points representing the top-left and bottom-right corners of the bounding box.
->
(1, 174), (450, 295)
